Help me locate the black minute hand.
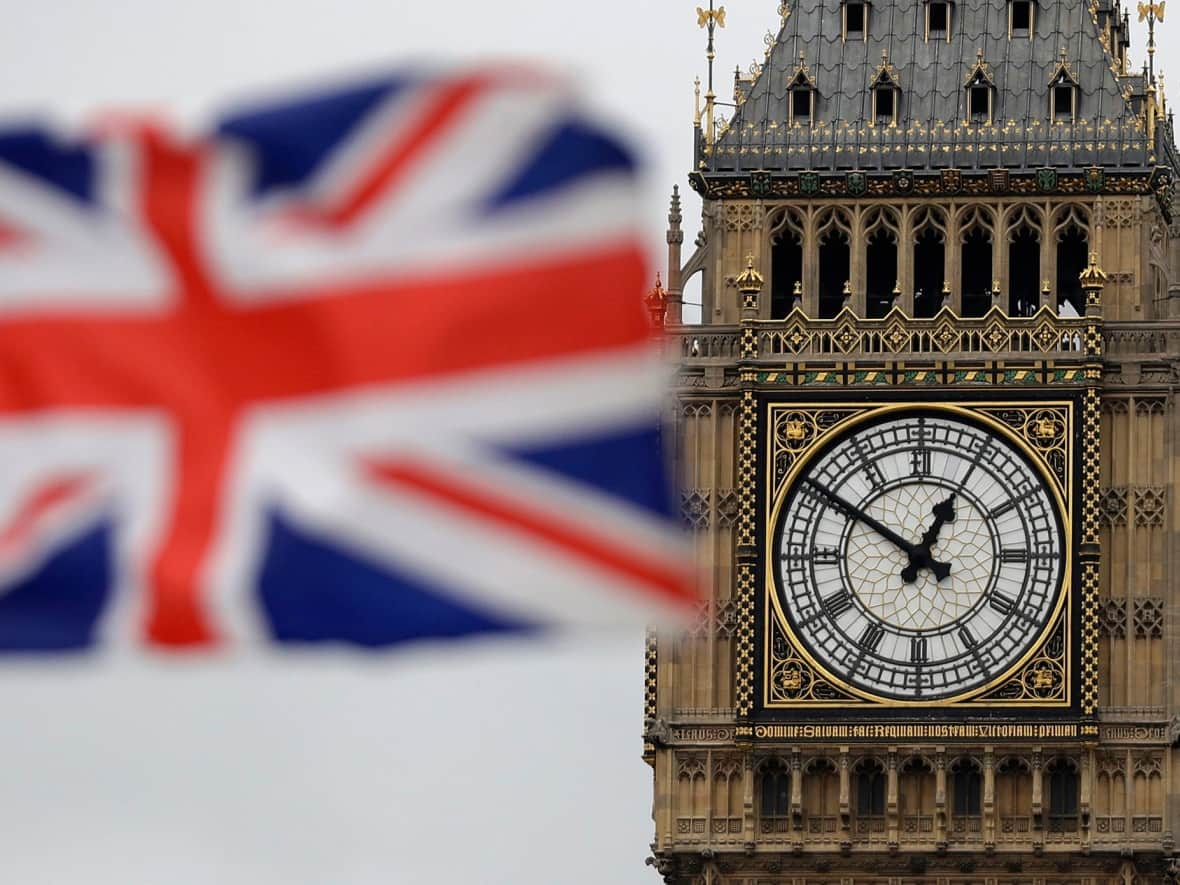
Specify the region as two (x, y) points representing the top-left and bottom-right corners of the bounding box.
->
(804, 479), (918, 556)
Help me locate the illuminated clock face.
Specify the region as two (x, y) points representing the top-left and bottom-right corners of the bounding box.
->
(773, 410), (1066, 701)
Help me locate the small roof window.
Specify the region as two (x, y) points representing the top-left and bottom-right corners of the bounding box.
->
(927, 1), (951, 41)
(788, 54), (817, 125)
(1048, 50), (1079, 122)
(844, 1), (868, 40)
(870, 51), (901, 126)
(1010, 0), (1034, 37)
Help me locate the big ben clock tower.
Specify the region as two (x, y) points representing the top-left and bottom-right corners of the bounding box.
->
(645, 1), (1180, 883)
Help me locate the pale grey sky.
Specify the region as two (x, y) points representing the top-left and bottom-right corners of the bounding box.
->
(0, 2), (1161, 883)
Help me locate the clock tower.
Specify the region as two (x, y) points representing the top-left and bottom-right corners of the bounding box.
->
(645, 2), (1180, 884)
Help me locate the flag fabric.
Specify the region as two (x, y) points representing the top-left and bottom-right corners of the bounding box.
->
(0, 67), (693, 651)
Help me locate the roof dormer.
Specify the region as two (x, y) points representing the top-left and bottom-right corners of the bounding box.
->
(788, 53), (818, 125)
(964, 49), (996, 123)
(1048, 49), (1080, 122)
(870, 50), (901, 126)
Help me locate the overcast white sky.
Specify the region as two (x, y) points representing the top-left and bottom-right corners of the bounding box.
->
(0, 2), (1162, 883)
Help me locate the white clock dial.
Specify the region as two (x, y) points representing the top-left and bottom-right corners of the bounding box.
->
(773, 410), (1066, 701)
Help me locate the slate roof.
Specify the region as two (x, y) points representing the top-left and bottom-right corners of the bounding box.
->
(705, 0), (1177, 174)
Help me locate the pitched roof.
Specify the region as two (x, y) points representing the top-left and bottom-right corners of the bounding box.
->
(705, 0), (1175, 174)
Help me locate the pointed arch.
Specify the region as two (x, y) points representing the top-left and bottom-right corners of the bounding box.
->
(1004, 204), (1044, 316)
(864, 206), (900, 317)
(912, 206), (948, 317)
(816, 207), (853, 318)
(1053, 204), (1090, 313)
(957, 205), (996, 317)
(769, 207), (806, 318)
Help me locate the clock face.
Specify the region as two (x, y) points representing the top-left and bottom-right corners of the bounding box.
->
(772, 409), (1067, 702)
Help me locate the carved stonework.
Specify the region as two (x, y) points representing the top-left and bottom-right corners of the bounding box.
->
(1132, 598), (1165, 639)
(1100, 486), (1129, 527)
(1099, 597), (1128, 638)
(716, 489), (741, 527)
(1100, 198), (1139, 228)
(681, 489), (712, 529)
(1133, 487), (1167, 527)
(723, 203), (762, 232)
(687, 599), (742, 640)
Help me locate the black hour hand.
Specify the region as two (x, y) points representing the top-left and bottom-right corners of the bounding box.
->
(900, 494), (956, 583)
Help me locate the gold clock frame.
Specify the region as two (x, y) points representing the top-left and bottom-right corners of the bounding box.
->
(759, 399), (1083, 711)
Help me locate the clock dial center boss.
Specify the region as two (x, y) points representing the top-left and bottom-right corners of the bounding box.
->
(772, 408), (1066, 701)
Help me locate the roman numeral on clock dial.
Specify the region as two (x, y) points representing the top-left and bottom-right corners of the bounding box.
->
(823, 590), (853, 617)
(910, 636), (928, 663)
(813, 546), (840, 564)
(989, 592), (1017, 615)
(910, 447), (931, 476)
(858, 623), (885, 652)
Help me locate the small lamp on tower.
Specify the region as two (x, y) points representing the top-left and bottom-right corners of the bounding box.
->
(736, 255), (765, 319)
(1078, 251), (1108, 318)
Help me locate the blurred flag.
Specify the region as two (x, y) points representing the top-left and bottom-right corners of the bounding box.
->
(0, 67), (692, 651)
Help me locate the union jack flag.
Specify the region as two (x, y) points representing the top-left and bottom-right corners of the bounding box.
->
(0, 67), (693, 651)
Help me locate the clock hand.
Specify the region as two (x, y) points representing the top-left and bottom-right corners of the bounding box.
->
(918, 494), (956, 549)
(803, 479), (918, 556)
(901, 494), (956, 584)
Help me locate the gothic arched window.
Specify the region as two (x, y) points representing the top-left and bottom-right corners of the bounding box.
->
(855, 760), (886, 816)
(1047, 758), (1080, 833)
(951, 760), (982, 815)
(759, 760), (791, 831)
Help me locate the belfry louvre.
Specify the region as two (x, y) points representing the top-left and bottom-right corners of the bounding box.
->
(644, 1), (1180, 883)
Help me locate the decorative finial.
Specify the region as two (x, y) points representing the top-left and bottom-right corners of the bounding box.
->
(737, 255), (764, 315)
(667, 186), (683, 248)
(940, 280), (952, 309)
(1041, 279), (1052, 298)
(1139, 1), (1166, 82)
(736, 255), (765, 294)
(1079, 251), (1108, 316)
(693, 76), (702, 127)
(697, 4), (726, 28)
(645, 274), (668, 330)
(1079, 251), (1109, 287)
(841, 280), (852, 302)
(992, 280), (1002, 301)
(697, 3), (725, 147)
(792, 280), (803, 309)
(977, 47), (984, 62)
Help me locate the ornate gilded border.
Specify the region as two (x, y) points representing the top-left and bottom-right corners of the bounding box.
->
(757, 399), (1082, 711)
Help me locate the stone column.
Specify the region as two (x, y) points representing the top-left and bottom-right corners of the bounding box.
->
(983, 747), (996, 848)
(935, 748), (948, 847)
(666, 186), (685, 325)
(887, 748), (899, 847)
